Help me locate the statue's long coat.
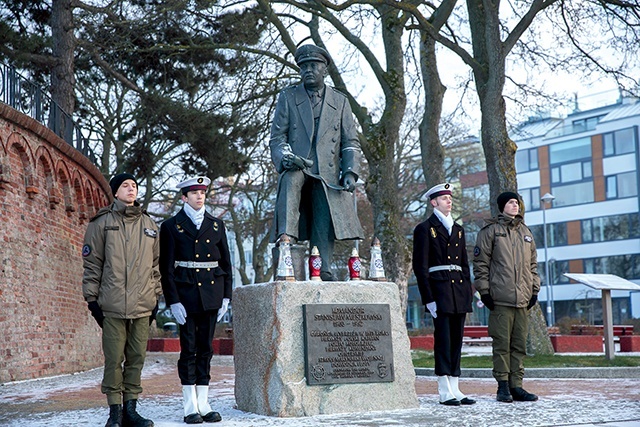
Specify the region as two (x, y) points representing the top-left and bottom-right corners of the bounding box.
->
(269, 83), (364, 242)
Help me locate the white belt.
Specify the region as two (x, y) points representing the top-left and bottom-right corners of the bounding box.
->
(428, 264), (462, 273)
(175, 261), (218, 269)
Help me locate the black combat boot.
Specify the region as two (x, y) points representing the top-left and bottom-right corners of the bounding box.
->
(510, 386), (539, 401)
(105, 404), (123, 427)
(123, 399), (154, 427)
(496, 381), (513, 403)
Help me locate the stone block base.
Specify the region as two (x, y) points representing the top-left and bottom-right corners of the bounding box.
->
(233, 280), (419, 416)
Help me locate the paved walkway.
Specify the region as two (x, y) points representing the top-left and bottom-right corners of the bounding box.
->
(1, 353), (639, 427)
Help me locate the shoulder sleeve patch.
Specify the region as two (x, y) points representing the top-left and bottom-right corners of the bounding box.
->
(474, 246), (480, 257)
(82, 245), (91, 257)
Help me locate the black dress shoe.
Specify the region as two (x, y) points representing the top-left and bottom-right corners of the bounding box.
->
(183, 413), (203, 424)
(510, 387), (538, 402)
(201, 411), (222, 422)
(439, 398), (461, 406)
(460, 397), (476, 405)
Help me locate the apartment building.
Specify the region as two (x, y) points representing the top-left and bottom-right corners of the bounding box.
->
(510, 96), (640, 325)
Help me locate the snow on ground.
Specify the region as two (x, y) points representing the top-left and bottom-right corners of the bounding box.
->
(1, 353), (639, 427)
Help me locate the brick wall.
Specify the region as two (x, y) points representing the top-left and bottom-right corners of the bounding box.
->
(0, 103), (111, 383)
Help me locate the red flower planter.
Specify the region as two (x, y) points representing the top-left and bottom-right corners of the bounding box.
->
(619, 335), (640, 352)
(550, 335), (602, 353)
(147, 338), (181, 352)
(409, 335), (434, 351)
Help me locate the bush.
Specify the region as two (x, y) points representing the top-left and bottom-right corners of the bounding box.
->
(556, 316), (589, 335)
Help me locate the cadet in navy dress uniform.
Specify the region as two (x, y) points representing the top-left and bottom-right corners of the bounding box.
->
(412, 183), (475, 406)
(160, 176), (232, 424)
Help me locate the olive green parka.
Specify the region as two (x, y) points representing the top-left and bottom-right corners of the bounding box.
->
(82, 199), (161, 319)
(473, 213), (540, 308)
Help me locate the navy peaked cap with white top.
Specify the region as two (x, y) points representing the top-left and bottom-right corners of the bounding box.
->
(294, 44), (331, 66)
(176, 176), (210, 194)
(426, 183), (452, 200)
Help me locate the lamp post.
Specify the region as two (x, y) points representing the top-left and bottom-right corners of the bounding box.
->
(541, 192), (555, 326)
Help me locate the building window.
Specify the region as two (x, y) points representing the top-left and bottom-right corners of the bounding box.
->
(538, 259), (570, 285)
(552, 181), (594, 206)
(515, 148), (539, 173)
(549, 137), (591, 165)
(548, 138), (594, 207)
(606, 171), (638, 200)
(519, 187), (540, 211)
(584, 254), (640, 279)
(572, 116), (603, 133)
(530, 222), (567, 248)
(582, 213), (640, 242)
(603, 127), (636, 157)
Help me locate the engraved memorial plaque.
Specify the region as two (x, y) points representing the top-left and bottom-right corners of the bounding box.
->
(302, 304), (394, 385)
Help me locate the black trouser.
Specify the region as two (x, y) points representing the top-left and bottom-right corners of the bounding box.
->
(433, 313), (466, 377)
(178, 311), (218, 385)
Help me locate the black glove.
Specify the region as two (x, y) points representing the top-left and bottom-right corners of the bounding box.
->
(87, 301), (104, 328)
(480, 293), (495, 310)
(149, 303), (159, 325)
(527, 294), (538, 310)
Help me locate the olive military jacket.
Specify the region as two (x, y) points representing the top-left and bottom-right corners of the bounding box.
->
(82, 199), (161, 319)
(159, 209), (232, 313)
(412, 213), (473, 314)
(473, 213), (540, 308)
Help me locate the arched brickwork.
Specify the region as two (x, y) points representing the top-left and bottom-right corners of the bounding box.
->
(0, 102), (111, 383)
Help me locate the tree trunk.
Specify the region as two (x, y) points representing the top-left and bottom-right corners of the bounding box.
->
(467, 0), (553, 347)
(418, 33), (446, 188)
(357, 6), (411, 313)
(50, 0), (76, 139)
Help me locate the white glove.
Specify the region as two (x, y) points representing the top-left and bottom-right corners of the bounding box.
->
(170, 303), (187, 325)
(426, 301), (437, 318)
(217, 298), (230, 322)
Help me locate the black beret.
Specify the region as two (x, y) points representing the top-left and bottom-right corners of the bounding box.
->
(294, 44), (331, 66)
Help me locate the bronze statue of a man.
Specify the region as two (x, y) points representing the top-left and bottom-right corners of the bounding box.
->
(270, 44), (364, 281)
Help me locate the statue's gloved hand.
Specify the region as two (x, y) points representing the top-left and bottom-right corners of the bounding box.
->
(281, 154), (306, 171)
(342, 172), (357, 192)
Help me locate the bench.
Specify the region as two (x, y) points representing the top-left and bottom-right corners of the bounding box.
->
(570, 325), (634, 336)
(463, 326), (491, 345)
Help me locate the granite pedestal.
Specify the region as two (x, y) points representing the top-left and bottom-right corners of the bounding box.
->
(233, 280), (418, 416)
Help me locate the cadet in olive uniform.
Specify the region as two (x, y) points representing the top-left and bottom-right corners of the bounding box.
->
(473, 192), (540, 403)
(83, 172), (161, 427)
(159, 177), (232, 424)
(412, 183), (475, 406)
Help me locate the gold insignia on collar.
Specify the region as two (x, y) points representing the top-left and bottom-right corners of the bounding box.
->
(176, 224), (184, 233)
(459, 230), (462, 239)
(430, 227), (437, 238)
(213, 221), (219, 231)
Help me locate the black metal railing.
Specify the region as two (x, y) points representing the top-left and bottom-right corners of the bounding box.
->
(0, 63), (97, 164)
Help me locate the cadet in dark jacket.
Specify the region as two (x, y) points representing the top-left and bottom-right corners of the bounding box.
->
(82, 173), (161, 427)
(159, 176), (233, 424)
(412, 183), (475, 406)
(473, 192), (540, 403)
